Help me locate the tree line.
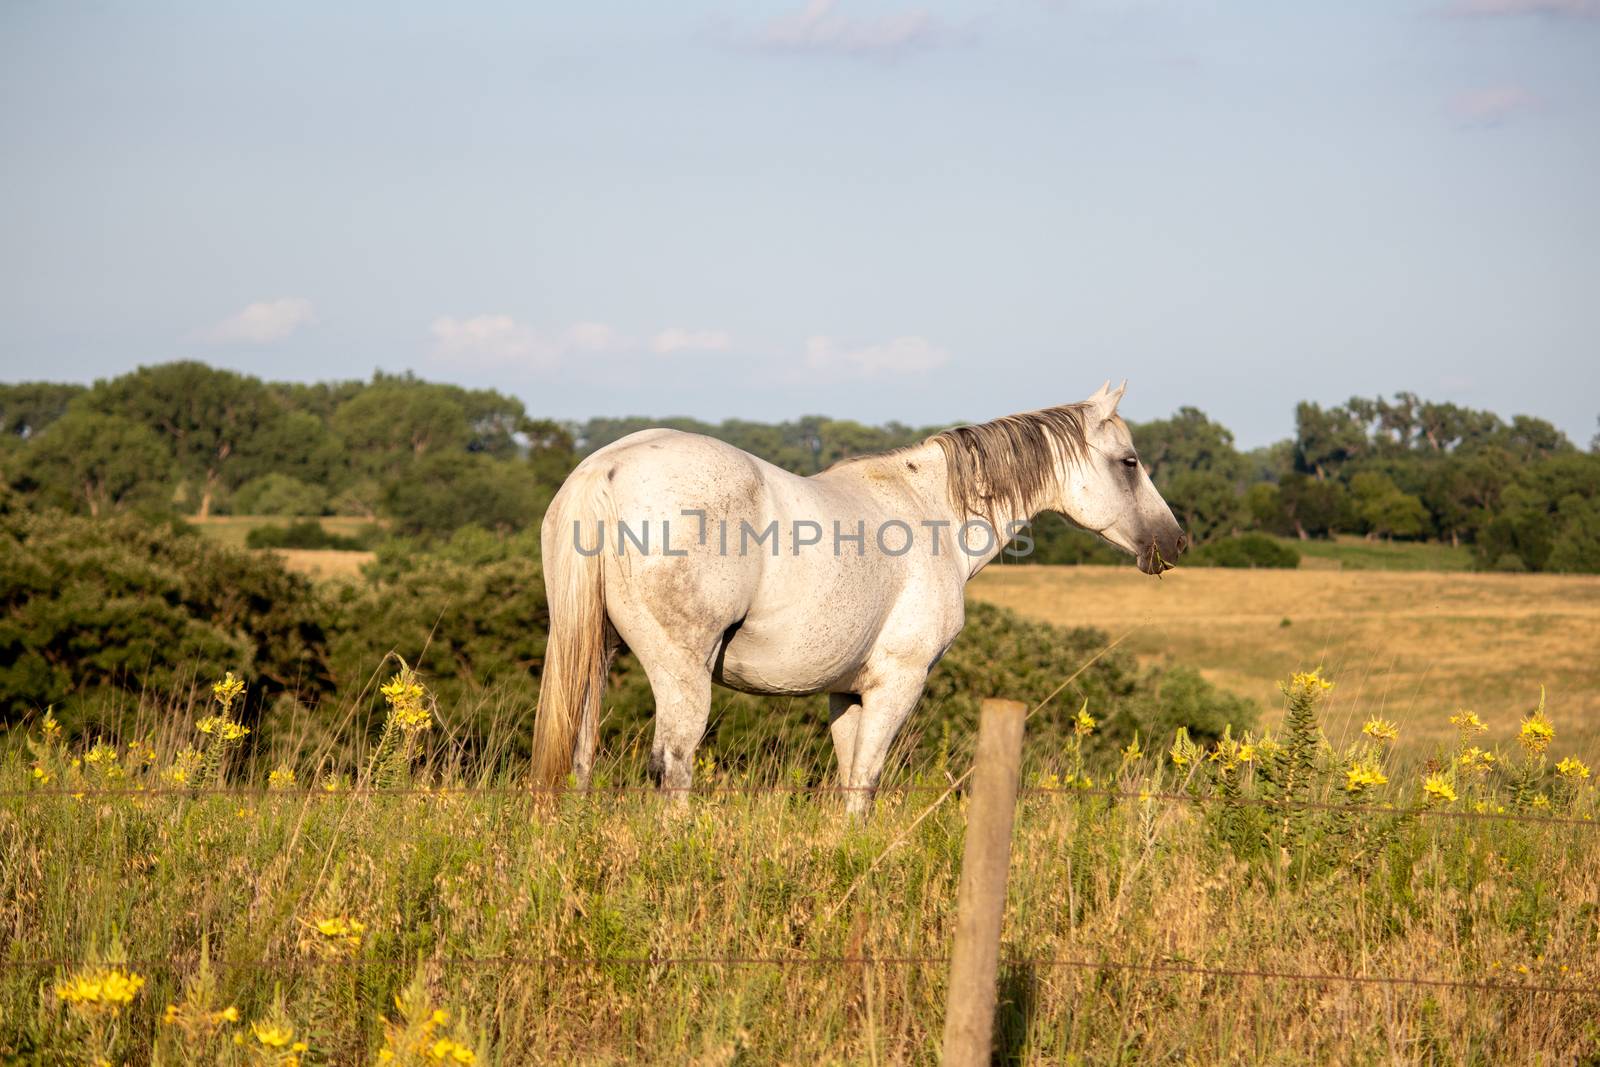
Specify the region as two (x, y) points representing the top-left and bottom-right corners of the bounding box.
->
(2, 361), (1597, 572)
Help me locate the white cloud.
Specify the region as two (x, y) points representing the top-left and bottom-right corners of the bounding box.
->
(753, 0), (951, 57)
(428, 316), (637, 370)
(801, 335), (950, 380)
(1449, 85), (1541, 125)
(561, 321), (628, 353)
(430, 315), (545, 368)
(202, 298), (316, 344)
(651, 327), (734, 354)
(1444, 0), (1599, 17)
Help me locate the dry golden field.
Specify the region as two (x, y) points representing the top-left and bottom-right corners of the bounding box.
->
(970, 564), (1600, 754)
(186, 513), (378, 549)
(270, 547), (376, 581)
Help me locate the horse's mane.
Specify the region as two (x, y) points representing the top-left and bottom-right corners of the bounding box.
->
(931, 404), (1094, 523)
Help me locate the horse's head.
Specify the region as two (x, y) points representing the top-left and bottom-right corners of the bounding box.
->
(1056, 381), (1187, 575)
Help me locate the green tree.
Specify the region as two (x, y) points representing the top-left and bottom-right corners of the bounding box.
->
(1294, 402), (1369, 480)
(84, 362), (288, 519)
(20, 410), (172, 516)
(231, 473), (328, 516)
(333, 380), (471, 480)
(1348, 472), (1428, 540)
(0, 382), (85, 439)
(1276, 473), (1348, 539)
(381, 452), (544, 536)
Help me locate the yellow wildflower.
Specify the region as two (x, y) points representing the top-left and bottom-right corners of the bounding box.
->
(1280, 669), (1334, 701)
(381, 668), (432, 733)
(1449, 709), (1487, 736)
(212, 671), (246, 710)
(268, 766), (297, 791)
(1121, 734), (1144, 761)
(1457, 747), (1497, 774)
(311, 916), (366, 952)
(1531, 794), (1552, 810)
(195, 716), (250, 742)
(1072, 699), (1096, 736)
(1362, 718), (1399, 743)
(1422, 773), (1457, 805)
(55, 968), (145, 1013)
(41, 708), (64, 743)
(1519, 691), (1555, 756)
(1555, 756), (1591, 781)
(1345, 759), (1388, 793)
(252, 1023), (294, 1048)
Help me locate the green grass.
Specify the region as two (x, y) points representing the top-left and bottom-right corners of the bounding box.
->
(1280, 534), (1474, 572)
(4, 677), (1597, 1064)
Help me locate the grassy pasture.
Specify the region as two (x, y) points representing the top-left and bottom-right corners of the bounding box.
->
(1278, 534), (1474, 572)
(4, 673), (1596, 1065)
(969, 564), (1600, 756)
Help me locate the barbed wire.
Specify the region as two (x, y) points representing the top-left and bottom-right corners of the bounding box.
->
(1, 952), (1593, 999)
(2, 782), (1593, 827)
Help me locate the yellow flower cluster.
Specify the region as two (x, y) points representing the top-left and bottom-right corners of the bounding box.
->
(379, 1007), (476, 1064)
(1280, 669), (1334, 702)
(1362, 718), (1399, 743)
(1457, 746), (1497, 774)
(1555, 756), (1591, 781)
(55, 968), (145, 1014)
(1344, 760), (1388, 793)
(1073, 701), (1096, 737)
(1449, 709), (1488, 736)
(196, 716), (250, 742)
(247, 1022), (310, 1065)
(268, 766), (297, 791)
(1422, 773), (1458, 805)
(163, 747), (203, 787)
(212, 671), (246, 709)
(312, 916), (366, 952)
(381, 670), (432, 734)
(1519, 711), (1555, 756)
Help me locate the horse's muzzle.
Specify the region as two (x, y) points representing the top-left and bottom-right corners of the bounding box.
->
(1137, 530), (1188, 576)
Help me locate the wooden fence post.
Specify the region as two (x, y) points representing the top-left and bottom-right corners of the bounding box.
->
(941, 697), (1026, 1066)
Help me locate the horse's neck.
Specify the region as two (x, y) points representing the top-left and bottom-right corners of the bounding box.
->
(850, 439), (1039, 582)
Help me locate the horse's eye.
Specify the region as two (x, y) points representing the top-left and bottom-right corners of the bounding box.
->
(1122, 456), (1139, 469)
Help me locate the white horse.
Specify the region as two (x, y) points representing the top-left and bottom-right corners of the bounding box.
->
(532, 381), (1186, 813)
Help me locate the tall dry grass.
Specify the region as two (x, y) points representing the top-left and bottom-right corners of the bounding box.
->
(2, 670), (1596, 1065)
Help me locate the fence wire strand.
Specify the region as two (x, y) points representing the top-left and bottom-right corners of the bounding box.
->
(1, 953), (1593, 999)
(3, 782), (1594, 827)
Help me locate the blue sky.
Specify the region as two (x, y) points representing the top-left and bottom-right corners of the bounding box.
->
(2, 0), (1596, 447)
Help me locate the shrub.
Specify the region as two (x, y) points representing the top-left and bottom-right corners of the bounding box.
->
(246, 521), (370, 551)
(1186, 533), (1300, 569)
(0, 499), (333, 727)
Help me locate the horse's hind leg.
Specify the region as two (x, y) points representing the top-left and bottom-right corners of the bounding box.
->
(642, 653), (714, 798)
(617, 618), (718, 797)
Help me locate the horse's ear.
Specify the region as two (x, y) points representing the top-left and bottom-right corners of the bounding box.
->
(1088, 380), (1112, 403)
(1107, 379), (1127, 412)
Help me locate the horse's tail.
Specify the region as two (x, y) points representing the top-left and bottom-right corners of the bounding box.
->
(531, 470), (611, 788)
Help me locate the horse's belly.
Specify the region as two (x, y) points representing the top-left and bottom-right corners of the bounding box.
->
(713, 613), (875, 696)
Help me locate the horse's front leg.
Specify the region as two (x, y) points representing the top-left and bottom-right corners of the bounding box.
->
(841, 670), (928, 818)
(828, 692), (863, 785)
